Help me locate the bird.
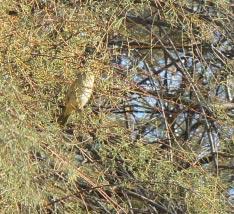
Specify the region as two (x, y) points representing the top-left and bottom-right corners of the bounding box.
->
(58, 70), (95, 125)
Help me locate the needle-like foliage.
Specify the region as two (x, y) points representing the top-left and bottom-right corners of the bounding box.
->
(0, 0), (233, 213)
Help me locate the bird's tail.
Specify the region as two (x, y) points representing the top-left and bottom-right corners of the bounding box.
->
(57, 107), (70, 126)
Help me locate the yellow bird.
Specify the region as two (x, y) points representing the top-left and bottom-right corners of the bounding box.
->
(58, 70), (95, 125)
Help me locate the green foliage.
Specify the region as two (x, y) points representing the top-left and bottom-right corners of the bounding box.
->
(0, 0), (233, 213)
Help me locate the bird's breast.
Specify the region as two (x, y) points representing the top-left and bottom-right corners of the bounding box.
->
(78, 74), (95, 107)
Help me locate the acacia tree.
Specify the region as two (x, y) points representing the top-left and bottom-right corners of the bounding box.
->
(0, 0), (233, 213)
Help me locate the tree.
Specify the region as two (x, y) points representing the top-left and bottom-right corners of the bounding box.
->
(0, 0), (233, 213)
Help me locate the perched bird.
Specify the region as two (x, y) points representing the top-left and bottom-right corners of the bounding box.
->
(58, 70), (95, 125)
